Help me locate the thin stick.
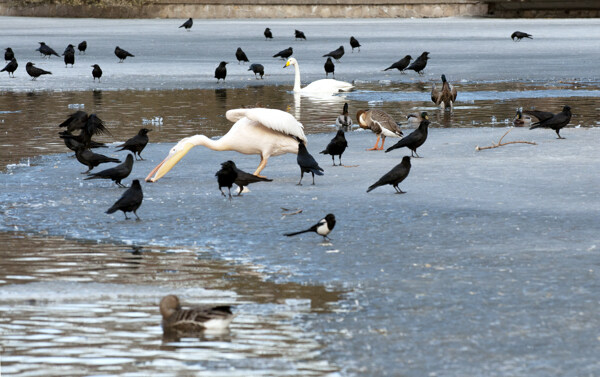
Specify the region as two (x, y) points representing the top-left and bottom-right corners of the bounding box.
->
(476, 128), (537, 151)
(281, 208), (303, 219)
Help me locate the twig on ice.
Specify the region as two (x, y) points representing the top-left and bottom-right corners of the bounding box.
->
(476, 128), (537, 151)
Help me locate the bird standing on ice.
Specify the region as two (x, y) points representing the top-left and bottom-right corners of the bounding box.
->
(145, 108), (306, 182)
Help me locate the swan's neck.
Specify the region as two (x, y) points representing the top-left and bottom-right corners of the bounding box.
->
(189, 135), (229, 151)
(292, 63), (302, 92)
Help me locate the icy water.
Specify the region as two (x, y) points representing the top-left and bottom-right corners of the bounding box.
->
(1, 81), (599, 166)
(1, 17), (600, 377)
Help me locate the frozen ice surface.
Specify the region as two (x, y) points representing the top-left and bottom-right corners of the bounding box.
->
(1, 17), (600, 92)
(1, 127), (599, 375)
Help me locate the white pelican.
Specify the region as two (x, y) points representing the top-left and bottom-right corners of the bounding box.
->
(357, 109), (403, 151)
(145, 108), (306, 182)
(284, 58), (353, 95)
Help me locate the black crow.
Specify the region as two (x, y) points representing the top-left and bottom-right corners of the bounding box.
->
(64, 51), (75, 68)
(59, 130), (106, 152)
(367, 156), (412, 194)
(63, 44), (75, 55)
(324, 57), (335, 78)
(295, 29), (306, 40)
(273, 47), (293, 60)
(264, 27), (273, 39)
(78, 41), (87, 54)
(406, 52), (429, 75)
(85, 154), (134, 187)
(115, 46), (134, 62)
(248, 63), (264, 79)
(215, 160), (238, 199)
(58, 111), (109, 136)
(25, 62), (51, 80)
(320, 129), (348, 166)
(335, 102), (353, 131)
(92, 64), (102, 82)
(75, 147), (120, 174)
(285, 213), (336, 241)
(296, 141), (324, 185)
(215, 61), (228, 82)
(511, 31), (532, 41)
(224, 160), (272, 195)
(4, 47), (14, 61)
(350, 36), (361, 52)
(235, 47), (249, 64)
(386, 118), (429, 157)
(116, 128), (151, 160)
(383, 55), (412, 73)
(522, 109), (554, 123)
(1, 58), (17, 77)
(323, 45), (344, 62)
(179, 18), (193, 30)
(529, 105), (572, 139)
(106, 179), (143, 220)
(431, 74), (457, 110)
(36, 42), (59, 58)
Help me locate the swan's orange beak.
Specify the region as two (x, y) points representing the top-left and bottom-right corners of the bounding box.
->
(145, 142), (194, 183)
(283, 60), (291, 68)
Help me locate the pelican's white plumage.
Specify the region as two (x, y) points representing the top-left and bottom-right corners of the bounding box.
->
(145, 108), (305, 182)
(284, 58), (353, 95)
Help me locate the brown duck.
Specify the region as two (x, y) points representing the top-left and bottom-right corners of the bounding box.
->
(431, 74), (458, 110)
(160, 295), (236, 334)
(357, 109), (403, 151)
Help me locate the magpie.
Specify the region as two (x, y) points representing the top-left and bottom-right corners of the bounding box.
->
(285, 213), (336, 241)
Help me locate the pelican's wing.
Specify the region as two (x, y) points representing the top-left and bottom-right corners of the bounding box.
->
(226, 108), (306, 142)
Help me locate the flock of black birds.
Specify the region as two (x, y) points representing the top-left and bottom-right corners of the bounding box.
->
(2, 21), (540, 85)
(1, 40), (136, 81)
(8, 21), (573, 243)
(56, 110), (149, 219)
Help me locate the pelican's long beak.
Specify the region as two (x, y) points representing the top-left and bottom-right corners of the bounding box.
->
(145, 143), (194, 182)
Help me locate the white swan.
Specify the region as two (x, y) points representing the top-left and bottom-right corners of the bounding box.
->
(284, 58), (353, 95)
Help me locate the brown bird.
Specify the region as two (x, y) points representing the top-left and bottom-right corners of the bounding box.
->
(160, 295), (235, 334)
(357, 109), (403, 151)
(431, 74), (458, 110)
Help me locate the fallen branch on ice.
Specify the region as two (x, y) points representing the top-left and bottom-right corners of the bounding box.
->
(475, 128), (537, 151)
